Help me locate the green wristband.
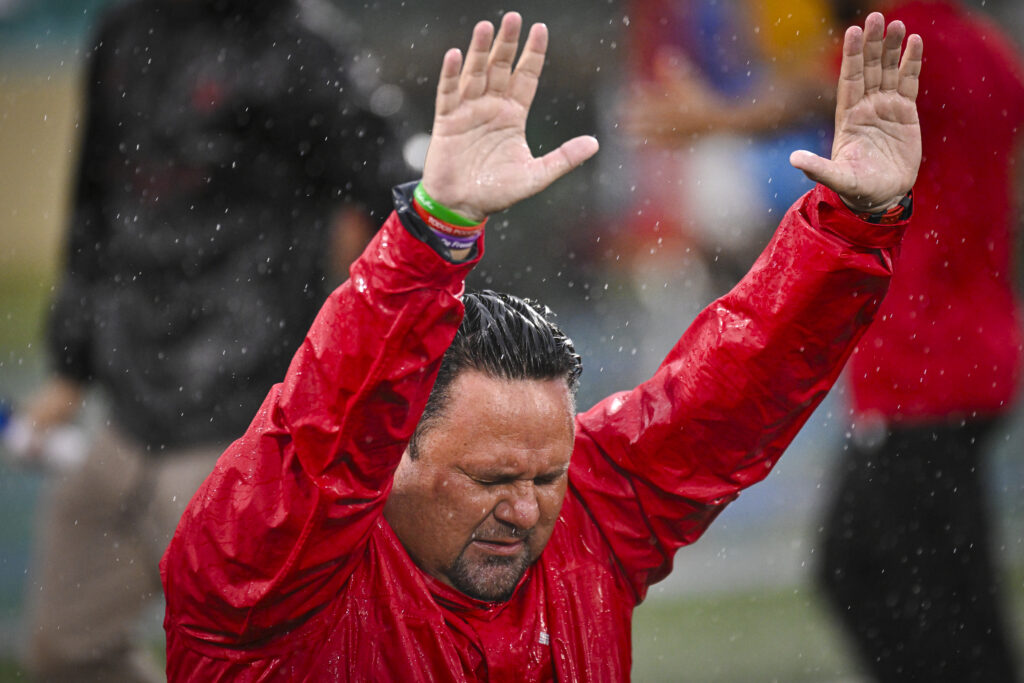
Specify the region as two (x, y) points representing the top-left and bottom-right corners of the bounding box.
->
(413, 182), (482, 228)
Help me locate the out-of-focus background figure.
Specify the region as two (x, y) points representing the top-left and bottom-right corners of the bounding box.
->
(605, 0), (837, 371)
(817, 1), (1024, 680)
(626, 0), (1024, 680)
(6, 0), (409, 679)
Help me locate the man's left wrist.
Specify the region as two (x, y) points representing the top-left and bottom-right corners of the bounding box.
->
(849, 191), (914, 225)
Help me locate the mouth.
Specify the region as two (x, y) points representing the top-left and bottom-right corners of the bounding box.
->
(471, 538), (526, 556)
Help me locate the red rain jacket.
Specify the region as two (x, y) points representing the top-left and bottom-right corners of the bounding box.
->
(162, 184), (906, 681)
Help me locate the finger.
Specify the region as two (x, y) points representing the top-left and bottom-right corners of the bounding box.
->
(532, 135), (600, 190)
(460, 21), (495, 100)
(880, 20), (906, 92)
(486, 12), (523, 94)
(862, 12), (885, 93)
(897, 33), (924, 101)
(509, 23), (549, 110)
(835, 25), (865, 119)
(789, 149), (850, 190)
(435, 48), (464, 117)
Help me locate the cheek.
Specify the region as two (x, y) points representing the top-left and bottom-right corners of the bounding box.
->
(526, 491), (564, 559)
(535, 486), (568, 531)
(431, 477), (493, 531)
(545, 480), (569, 514)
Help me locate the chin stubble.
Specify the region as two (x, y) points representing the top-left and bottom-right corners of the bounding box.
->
(447, 526), (534, 602)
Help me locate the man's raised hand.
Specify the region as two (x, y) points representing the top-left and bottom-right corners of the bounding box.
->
(790, 13), (923, 213)
(421, 13), (600, 221)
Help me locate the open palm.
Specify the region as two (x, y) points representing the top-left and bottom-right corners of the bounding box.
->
(791, 13), (923, 213)
(421, 13), (599, 221)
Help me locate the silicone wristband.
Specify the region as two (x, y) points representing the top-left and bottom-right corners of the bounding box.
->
(413, 182), (484, 229)
(413, 197), (485, 236)
(431, 230), (480, 250)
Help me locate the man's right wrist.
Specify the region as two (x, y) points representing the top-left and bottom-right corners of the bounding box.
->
(392, 182), (483, 263)
(414, 182), (487, 228)
(412, 182), (485, 253)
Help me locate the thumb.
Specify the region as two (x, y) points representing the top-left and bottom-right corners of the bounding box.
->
(789, 149), (842, 188)
(535, 135), (600, 189)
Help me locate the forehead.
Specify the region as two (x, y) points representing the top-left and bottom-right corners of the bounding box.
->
(423, 371), (576, 472)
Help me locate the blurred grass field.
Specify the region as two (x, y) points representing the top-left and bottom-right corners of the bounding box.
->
(632, 570), (1024, 682)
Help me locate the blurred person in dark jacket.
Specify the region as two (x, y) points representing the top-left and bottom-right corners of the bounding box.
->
(628, 1), (1024, 680)
(15, 0), (410, 680)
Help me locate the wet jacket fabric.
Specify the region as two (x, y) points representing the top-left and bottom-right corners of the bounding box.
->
(162, 183), (908, 681)
(847, 0), (1024, 422)
(47, 0), (407, 449)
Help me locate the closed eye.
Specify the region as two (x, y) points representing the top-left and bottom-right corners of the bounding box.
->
(461, 467), (567, 487)
(534, 473), (562, 486)
(471, 476), (515, 487)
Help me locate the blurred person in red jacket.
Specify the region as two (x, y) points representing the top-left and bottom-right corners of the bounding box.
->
(162, 11), (923, 679)
(629, 1), (1024, 680)
(820, 2), (1024, 680)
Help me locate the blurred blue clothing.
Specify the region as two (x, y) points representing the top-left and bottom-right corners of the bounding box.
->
(684, 0), (828, 215)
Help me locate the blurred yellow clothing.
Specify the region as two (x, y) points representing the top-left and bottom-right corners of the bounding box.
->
(746, 0), (836, 77)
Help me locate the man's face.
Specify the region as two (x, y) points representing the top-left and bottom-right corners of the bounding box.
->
(384, 370), (575, 602)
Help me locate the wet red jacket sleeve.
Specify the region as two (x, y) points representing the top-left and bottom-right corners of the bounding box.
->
(568, 184), (908, 600)
(161, 212), (478, 645)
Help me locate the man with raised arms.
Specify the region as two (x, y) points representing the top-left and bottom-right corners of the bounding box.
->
(162, 11), (922, 680)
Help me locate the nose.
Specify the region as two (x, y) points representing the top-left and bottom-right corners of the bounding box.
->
(493, 481), (540, 531)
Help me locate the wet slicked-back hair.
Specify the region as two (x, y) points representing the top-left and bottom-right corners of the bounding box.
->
(409, 290), (582, 457)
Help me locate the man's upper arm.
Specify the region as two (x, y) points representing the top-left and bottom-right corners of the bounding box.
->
(161, 210), (477, 647)
(568, 184), (908, 600)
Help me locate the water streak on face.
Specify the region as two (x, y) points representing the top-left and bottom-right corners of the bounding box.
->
(384, 371), (575, 602)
